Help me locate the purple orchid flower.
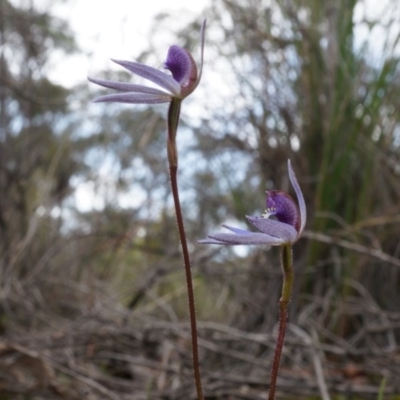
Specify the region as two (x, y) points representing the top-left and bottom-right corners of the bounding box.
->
(199, 160), (306, 246)
(88, 21), (206, 104)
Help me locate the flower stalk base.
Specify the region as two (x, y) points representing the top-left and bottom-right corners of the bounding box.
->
(167, 99), (204, 400)
(268, 243), (294, 400)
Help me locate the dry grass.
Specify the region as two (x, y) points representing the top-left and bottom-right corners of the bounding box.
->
(1, 235), (400, 400)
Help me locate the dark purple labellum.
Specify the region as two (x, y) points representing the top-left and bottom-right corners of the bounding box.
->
(266, 190), (300, 232)
(165, 45), (191, 84)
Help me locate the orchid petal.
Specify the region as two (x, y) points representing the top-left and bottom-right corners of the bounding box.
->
(93, 92), (171, 104)
(197, 20), (206, 84)
(246, 216), (298, 243)
(111, 59), (181, 96)
(183, 19), (206, 96)
(88, 77), (170, 95)
(205, 232), (286, 246)
(198, 238), (228, 245)
(288, 160), (306, 234)
(221, 224), (252, 234)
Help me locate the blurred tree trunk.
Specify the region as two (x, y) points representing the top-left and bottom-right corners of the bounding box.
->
(0, 0), (75, 265)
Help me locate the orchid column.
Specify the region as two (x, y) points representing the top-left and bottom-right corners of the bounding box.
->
(89, 21), (206, 400)
(200, 160), (306, 400)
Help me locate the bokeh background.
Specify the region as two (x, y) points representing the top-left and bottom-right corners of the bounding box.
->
(1, 0), (400, 398)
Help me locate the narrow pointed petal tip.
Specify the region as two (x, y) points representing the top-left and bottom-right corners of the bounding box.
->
(202, 232), (286, 246)
(288, 159), (306, 234)
(88, 76), (171, 96)
(198, 19), (206, 82)
(92, 92), (171, 104)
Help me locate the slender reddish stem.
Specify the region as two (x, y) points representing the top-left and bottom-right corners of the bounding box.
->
(167, 99), (204, 400)
(268, 243), (293, 400)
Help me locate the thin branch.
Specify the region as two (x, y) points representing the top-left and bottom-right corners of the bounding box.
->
(302, 231), (400, 268)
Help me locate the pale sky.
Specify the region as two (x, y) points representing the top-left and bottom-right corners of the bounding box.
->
(42, 0), (397, 214)
(45, 0), (398, 88)
(49, 0), (210, 87)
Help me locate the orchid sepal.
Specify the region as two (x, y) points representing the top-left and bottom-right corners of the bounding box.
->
(88, 20), (206, 104)
(199, 160), (306, 247)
